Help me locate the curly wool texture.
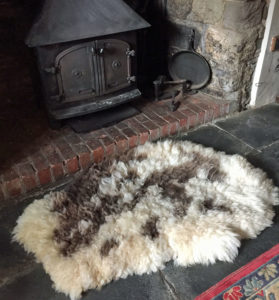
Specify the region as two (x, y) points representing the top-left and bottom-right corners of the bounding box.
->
(13, 140), (279, 300)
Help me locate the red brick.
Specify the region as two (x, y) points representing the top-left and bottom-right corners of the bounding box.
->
(41, 144), (64, 180)
(121, 127), (139, 148)
(51, 163), (64, 180)
(143, 111), (170, 138)
(5, 177), (22, 198)
(38, 169), (52, 185)
(188, 98), (214, 122)
(0, 184), (5, 201)
(82, 136), (104, 162)
(31, 151), (52, 186)
(171, 111), (188, 129)
(92, 130), (115, 157)
(71, 142), (91, 159)
(197, 110), (206, 124)
(115, 122), (128, 130)
(144, 111), (168, 127)
(105, 127), (128, 153)
(126, 119), (149, 145)
(79, 152), (92, 169)
(64, 132), (82, 145)
(17, 162), (38, 192)
(54, 137), (80, 174)
(161, 115), (179, 135)
(2, 167), (22, 197)
(202, 99), (221, 118)
(161, 124), (170, 137)
(180, 108), (197, 129)
(170, 122), (178, 135)
(65, 156), (79, 174)
(54, 137), (76, 160)
(71, 143), (92, 169)
(3, 168), (18, 181)
(104, 143), (115, 157)
(139, 132), (149, 144)
(93, 147), (104, 163)
(143, 120), (160, 141)
(135, 113), (151, 123)
(212, 103), (221, 119)
(42, 144), (62, 163)
(183, 103), (205, 124)
(148, 102), (170, 117)
(162, 114), (178, 124)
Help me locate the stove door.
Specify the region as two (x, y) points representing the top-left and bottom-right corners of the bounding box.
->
(55, 42), (97, 102)
(96, 39), (132, 95)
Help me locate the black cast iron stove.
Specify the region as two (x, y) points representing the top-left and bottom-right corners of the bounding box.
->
(26, 0), (150, 124)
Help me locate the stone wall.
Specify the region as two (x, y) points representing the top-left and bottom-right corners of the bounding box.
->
(165, 0), (267, 109)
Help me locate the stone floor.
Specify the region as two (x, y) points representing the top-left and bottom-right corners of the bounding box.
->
(1, 103), (279, 300)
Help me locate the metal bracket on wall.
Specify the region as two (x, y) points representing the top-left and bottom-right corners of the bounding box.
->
(271, 36), (279, 52)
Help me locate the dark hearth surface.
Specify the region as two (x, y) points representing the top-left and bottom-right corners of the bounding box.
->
(65, 104), (140, 133)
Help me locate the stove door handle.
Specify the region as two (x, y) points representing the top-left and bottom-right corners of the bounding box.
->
(90, 47), (104, 55)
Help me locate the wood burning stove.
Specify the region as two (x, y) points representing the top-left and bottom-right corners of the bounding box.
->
(26, 0), (150, 125)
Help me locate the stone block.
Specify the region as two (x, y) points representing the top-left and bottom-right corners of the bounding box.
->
(224, 90), (242, 102)
(205, 26), (258, 67)
(167, 0), (193, 20)
(218, 70), (243, 92)
(223, 0), (264, 32)
(189, 0), (225, 25)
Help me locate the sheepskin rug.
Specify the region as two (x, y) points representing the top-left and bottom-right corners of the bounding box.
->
(13, 140), (279, 299)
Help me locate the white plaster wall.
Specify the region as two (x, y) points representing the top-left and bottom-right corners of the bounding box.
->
(250, 0), (279, 107)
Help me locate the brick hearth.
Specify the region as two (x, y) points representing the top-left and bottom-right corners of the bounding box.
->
(0, 93), (235, 205)
(0, 1), (238, 207)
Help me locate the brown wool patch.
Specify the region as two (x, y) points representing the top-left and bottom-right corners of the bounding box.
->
(52, 160), (143, 256)
(142, 217), (159, 240)
(162, 183), (186, 201)
(100, 239), (119, 257)
(173, 196), (193, 218)
(201, 199), (232, 214)
(127, 169), (138, 180)
(51, 149), (227, 257)
(135, 153), (148, 162)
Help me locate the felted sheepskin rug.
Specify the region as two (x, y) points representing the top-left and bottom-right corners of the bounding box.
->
(13, 140), (279, 300)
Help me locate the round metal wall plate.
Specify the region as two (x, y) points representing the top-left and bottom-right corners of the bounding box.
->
(168, 50), (211, 90)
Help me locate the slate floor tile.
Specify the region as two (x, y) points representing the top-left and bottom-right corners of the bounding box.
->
(246, 141), (279, 186)
(0, 264), (172, 300)
(215, 103), (279, 149)
(82, 272), (172, 300)
(0, 226), (35, 288)
(174, 124), (254, 155)
(0, 198), (36, 288)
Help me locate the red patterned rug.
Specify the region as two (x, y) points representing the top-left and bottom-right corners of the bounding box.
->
(196, 244), (279, 300)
